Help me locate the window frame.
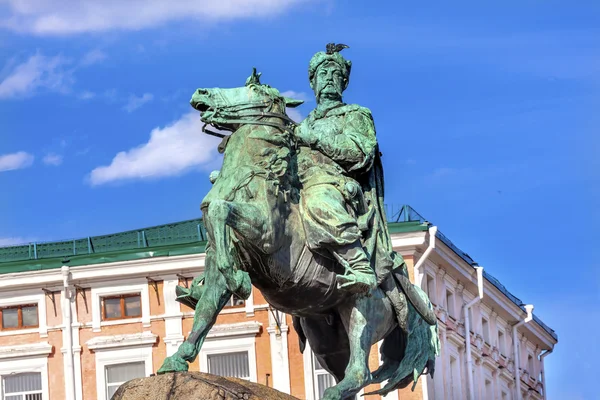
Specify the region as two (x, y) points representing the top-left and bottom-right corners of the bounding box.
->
(224, 293), (245, 309)
(527, 353), (534, 376)
(481, 315), (490, 344)
(423, 273), (436, 305)
(93, 346), (153, 400)
(498, 328), (507, 356)
(199, 336), (257, 383)
(445, 288), (455, 318)
(0, 292), (47, 337)
(100, 294), (142, 321)
(104, 361), (146, 399)
(303, 341), (363, 400)
(0, 303), (39, 331)
(311, 352), (336, 400)
(91, 281), (150, 331)
(2, 372), (43, 399)
(206, 351), (251, 380)
(449, 354), (461, 400)
(0, 354), (50, 400)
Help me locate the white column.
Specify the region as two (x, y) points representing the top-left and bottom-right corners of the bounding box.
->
(267, 309), (291, 394)
(71, 291), (83, 400)
(60, 267), (76, 400)
(245, 287), (255, 317)
(162, 276), (184, 356)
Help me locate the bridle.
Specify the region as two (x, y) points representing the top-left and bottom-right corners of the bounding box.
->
(198, 96), (297, 139)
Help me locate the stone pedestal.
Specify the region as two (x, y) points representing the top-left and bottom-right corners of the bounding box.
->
(112, 372), (300, 400)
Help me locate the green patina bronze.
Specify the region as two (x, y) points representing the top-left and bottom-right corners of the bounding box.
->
(157, 45), (439, 400)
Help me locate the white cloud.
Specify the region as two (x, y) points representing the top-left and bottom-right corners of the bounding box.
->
(0, 53), (72, 99)
(42, 153), (63, 166)
(286, 108), (304, 123)
(123, 93), (153, 113)
(89, 111), (222, 185)
(78, 90), (95, 100)
(79, 49), (107, 66)
(0, 151), (34, 172)
(281, 90), (311, 102)
(0, 0), (314, 35)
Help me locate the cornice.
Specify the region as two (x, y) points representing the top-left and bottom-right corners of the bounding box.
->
(86, 331), (158, 350)
(205, 321), (262, 339)
(0, 341), (53, 359)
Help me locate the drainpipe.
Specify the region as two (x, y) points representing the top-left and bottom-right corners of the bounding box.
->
(412, 225), (437, 400)
(512, 304), (534, 400)
(61, 266), (76, 400)
(413, 226), (438, 272)
(464, 266), (484, 400)
(539, 349), (552, 400)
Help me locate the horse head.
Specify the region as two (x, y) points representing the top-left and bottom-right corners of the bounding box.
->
(190, 68), (303, 133)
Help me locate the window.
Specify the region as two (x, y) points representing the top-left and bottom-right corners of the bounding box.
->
(225, 294), (245, 308)
(498, 329), (506, 355)
(0, 304), (38, 330)
(105, 362), (146, 399)
(101, 294), (141, 321)
(527, 354), (534, 375)
(485, 379), (493, 399)
(2, 372), (43, 400)
(199, 331), (258, 383)
(423, 274), (436, 305)
(482, 317), (490, 344)
(449, 356), (460, 400)
(445, 289), (455, 317)
(207, 352), (250, 380)
(313, 353), (335, 400)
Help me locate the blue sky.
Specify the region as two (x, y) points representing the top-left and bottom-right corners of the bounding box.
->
(0, 1), (598, 398)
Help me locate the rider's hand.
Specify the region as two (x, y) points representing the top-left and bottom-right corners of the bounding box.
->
(294, 123), (314, 147)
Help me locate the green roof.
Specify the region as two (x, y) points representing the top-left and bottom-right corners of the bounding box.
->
(0, 218), (207, 272)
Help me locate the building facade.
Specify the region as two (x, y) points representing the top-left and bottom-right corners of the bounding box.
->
(0, 206), (557, 400)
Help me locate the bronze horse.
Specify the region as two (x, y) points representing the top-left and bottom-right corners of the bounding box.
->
(158, 70), (439, 400)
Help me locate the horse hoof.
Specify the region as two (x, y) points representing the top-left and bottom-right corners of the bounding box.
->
(321, 387), (342, 400)
(157, 356), (189, 374)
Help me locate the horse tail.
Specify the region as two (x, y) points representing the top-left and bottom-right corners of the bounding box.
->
(393, 271), (437, 326)
(366, 285), (440, 396)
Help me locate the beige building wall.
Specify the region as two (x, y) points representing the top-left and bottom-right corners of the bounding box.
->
(0, 226), (556, 400)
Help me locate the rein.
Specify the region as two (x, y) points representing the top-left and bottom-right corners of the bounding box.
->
(200, 98), (297, 139)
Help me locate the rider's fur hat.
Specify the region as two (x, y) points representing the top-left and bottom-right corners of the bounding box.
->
(308, 44), (352, 91)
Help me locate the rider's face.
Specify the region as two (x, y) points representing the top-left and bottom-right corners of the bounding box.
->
(314, 62), (345, 102)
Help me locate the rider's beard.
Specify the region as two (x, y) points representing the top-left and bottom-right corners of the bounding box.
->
(316, 82), (343, 104)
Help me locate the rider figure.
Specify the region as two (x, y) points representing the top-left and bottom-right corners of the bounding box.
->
(294, 45), (400, 295)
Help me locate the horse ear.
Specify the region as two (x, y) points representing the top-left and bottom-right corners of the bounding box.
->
(284, 97), (304, 108)
(245, 67), (262, 86)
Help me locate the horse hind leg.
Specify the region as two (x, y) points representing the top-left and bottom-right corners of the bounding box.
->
(321, 301), (374, 399)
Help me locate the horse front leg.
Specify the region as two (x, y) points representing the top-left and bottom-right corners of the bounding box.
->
(158, 247), (231, 373)
(205, 199), (270, 298)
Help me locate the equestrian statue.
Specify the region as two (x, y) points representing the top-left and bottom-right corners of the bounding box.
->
(157, 44), (440, 400)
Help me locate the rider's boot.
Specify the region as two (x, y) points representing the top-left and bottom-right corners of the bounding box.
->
(331, 241), (377, 295)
